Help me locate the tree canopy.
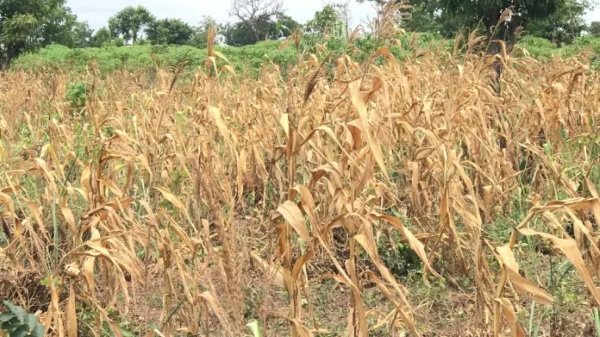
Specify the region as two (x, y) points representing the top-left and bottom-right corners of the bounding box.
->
(527, 0), (590, 44)
(108, 5), (155, 42)
(305, 5), (343, 36)
(361, 0), (593, 46)
(1, 0), (597, 66)
(146, 18), (194, 45)
(589, 21), (600, 36)
(229, 0), (284, 43)
(0, 0), (89, 63)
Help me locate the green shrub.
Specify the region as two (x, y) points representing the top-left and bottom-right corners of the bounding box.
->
(11, 35), (600, 76)
(0, 301), (45, 336)
(65, 82), (88, 109)
(378, 234), (422, 278)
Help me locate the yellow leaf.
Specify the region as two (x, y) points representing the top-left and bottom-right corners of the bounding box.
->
(519, 228), (600, 306)
(349, 80), (389, 180)
(496, 245), (553, 305)
(378, 215), (441, 278)
(495, 298), (525, 337)
(67, 281), (77, 337)
(154, 187), (185, 210)
(251, 252), (292, 292)
(0, 192), (14, 215)
(277, 200), (310, 244)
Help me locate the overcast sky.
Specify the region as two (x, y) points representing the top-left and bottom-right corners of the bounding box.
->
(67, 0), (600, 31)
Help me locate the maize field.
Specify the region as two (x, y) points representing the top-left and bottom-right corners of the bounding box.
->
(1, 26), (600, 337)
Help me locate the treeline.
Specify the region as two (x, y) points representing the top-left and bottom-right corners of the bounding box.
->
(0, 0), (350, 66)
(2, 0), (600, 68)
(360, 0), (600, 46)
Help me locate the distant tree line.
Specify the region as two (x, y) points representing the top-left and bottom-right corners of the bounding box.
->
(361, 0), (600, 46)
(1, 0), (600, 67)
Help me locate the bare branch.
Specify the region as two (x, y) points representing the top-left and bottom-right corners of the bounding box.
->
(229, 0), (284, 42)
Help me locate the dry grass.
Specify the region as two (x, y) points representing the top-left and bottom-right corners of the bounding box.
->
(1, 25), (600, 337)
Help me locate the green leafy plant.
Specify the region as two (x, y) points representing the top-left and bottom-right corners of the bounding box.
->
(378, 237), (422, 278)
(65, 82), (88, 110)
(0, 301), (45, 337)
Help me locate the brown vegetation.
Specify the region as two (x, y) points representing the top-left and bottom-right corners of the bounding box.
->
(1, 28), (600, 337)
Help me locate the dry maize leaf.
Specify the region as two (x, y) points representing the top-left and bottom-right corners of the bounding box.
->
(354, 232), (418, 335)
(136, 154), (153, 180)
(310, 162), (342, 188)
(0, 192), (14, 215)
(0, 186), (21, 194)
(347, 120), (363, 150)
(298, 209), (355, 290)
(236, 150), (247, 203)
(292, 249), (314, 281)
(41, 143), (65, 179)
(280, 113), (289, 137)
(519, 228), (600, 306)
(154, 186), (185, 210)
(81, 162), (92, 201)
(99, 176), (125, 198)
(293, 185), (316, 225)
(60, 197), (77, 234)
(373, 47), (399, 70)
(565, 209), (600, 255)
(277, 200), (310, 244)
(377, 215), (440, 278)
(586, 178), (599, 198)
(209, 106), (231, 142)
(355, 154), (374, 196)
(65, 263), (81, 277)
(67, 281), (77, 337)
(251, 252), (292, 292)
(365, 271), (419, 336)
(414, 146), (436, 161)
(495, 297), (525, 337)
(349, 80), (389, 181)
(496, 245), (553, 305)
(290, 319), (314, 337)
(50, 278), (65, 337)
(212, 50), (232, 65)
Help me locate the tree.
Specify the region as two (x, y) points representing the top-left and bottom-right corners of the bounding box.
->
(435, 0), (566, 48)
(274, 14), (299, 39)
(358, 0), (447, 34)
(589, 21), (600, 37)
(146, 18), (194, 45)
(305, 5), (342, 36)
(189, 16), (220, 48)
(91, 27), (112, 47)
(360, 0), (592, 46)
(71, 21), (94, 47)
(527, 0), (589, 45)
(108, 6), (155, 42)
(0, 0), (78, 63)
(229, 0), (284, 43)
(222, 20), (270, 45)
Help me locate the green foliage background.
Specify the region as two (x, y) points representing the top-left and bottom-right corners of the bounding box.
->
(10, 34), (600, 76)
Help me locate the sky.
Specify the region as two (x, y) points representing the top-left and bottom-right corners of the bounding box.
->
(67, 0), (600, 31)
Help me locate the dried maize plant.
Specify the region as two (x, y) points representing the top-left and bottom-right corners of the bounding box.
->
(2, 16), (600, 337)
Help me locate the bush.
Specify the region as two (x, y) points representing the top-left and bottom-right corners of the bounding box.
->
(11, 35), (600, 76)
(0, 301), (45, 336)
(378, 234), (422, 278)
(65, 82), (88, 109)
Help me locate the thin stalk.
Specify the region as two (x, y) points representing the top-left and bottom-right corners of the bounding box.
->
(528, 301), (536, 337)
(52, 190), (58, 265)
(594, 307), (600, 337)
